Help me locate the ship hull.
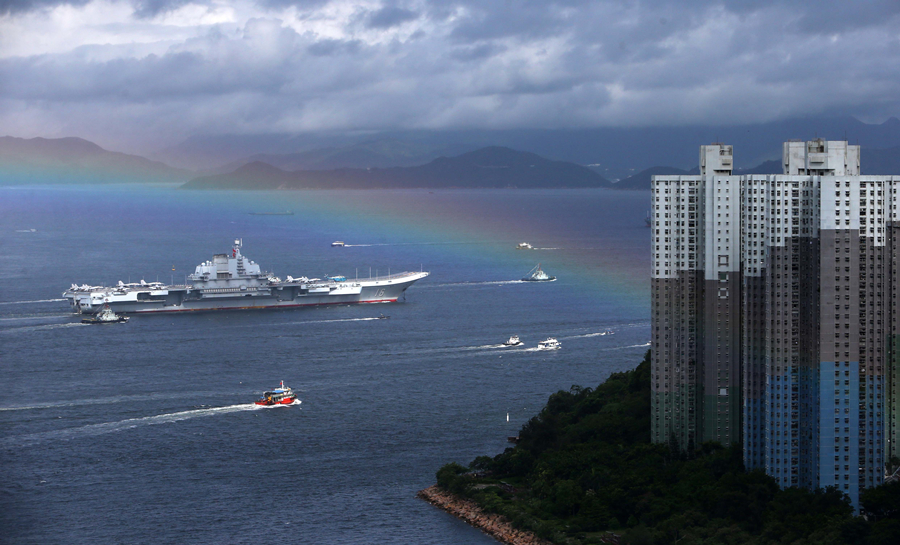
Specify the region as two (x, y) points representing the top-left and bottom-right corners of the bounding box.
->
(255, 397), (297, 406)
(65, 273), (427, 315)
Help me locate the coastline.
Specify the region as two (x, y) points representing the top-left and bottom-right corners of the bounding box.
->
(417, 485), (551, 545)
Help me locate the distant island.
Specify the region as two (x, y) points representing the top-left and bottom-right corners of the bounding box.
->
(0, 136), (191, 185)
(5, 128), (900, 190)
(422, 351), (900, 544)
(181, 147), (612, 190)
(152, 116), (900, 176)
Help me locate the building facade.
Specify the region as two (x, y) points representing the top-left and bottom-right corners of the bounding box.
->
(651, 139), (899, 506)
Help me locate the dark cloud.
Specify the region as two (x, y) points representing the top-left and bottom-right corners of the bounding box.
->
(790, 1), (900, 34)
(3, 1), (900, 152)
(449, 42), (507, 63)
(307, 38), (362, 57)
(0, 0), (91, 16)
(447, 3), (569, 43)
(132, 0), (192, 18)
(365, 6), (419, 29)
(0, 0), (332, 17)
(253, 0), (330, 9)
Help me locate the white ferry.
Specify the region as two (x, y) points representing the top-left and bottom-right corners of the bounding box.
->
(537, 338), (561, 350)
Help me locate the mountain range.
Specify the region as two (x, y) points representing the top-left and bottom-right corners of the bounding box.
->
(183, 147), (612, 190)
(3, 117), (900, 190)
(151, 116), (900, 179)
(612, 160), (786, 190)
(0, 136), (191, 185)
(207, 139), (478, 175)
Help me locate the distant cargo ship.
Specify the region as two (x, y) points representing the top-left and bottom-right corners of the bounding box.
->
(63, 239), (428, 315)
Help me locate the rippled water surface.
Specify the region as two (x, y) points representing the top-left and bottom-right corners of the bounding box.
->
(0, 186), (650, 544)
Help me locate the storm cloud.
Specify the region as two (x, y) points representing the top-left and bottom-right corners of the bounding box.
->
(1, 0), (900, 153)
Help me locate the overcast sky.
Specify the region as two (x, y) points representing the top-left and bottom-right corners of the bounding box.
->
(2, 0), (900, 153)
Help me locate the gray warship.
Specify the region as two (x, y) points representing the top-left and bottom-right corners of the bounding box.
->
(63, 239), (429, 315)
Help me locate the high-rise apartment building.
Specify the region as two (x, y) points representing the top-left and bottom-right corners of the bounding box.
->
(651, 139), (898, 506)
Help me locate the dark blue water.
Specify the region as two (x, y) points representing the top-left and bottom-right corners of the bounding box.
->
(0, 186), (650, 544)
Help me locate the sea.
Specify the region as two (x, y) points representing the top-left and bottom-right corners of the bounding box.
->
(0, 185), (650, 544)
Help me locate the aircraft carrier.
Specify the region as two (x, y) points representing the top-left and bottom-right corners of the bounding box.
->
(64, 239), (429, 314)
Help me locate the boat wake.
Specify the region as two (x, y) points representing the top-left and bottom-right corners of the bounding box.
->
(426, 333), (641, 355)
(0, 315), (68, 322)
(418, 343), (555, 355)
(412, 344), (512, 356)
(614, 320), (651, 328)
(303, 317), (386, 324)
(268, 317), (388, 329)
(0, 322), (88, 333)
(1, 404), (262, 448)
(342, 241), (482, 247)
(597, 341), (651, 352)
(463, 343), (510, 350)
(563, 330), (615, 339)
(421, 280), (526, 289)
(0, 298), (66, 305)
(0, 392), (222, 412)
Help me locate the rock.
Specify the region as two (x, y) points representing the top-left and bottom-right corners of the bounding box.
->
(416, 486), (552, 545)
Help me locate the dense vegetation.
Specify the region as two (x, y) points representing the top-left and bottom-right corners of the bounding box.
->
(436, 351), (900, 544)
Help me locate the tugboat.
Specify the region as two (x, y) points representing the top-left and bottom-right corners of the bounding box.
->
(522, 264), (556, 282)
(537, 338), (561, 350)
(516, 242), (533, 250)
(81, 304), (129, 324)
(503, 335), (523, 346)
(255, 381), (298, 406)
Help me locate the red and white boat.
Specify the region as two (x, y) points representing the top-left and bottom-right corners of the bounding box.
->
(255, 381), (298, 406)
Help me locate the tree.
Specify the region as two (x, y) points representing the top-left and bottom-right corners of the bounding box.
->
(860, 481), (900, 521)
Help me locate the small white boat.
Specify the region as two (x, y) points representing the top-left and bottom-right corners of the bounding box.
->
(503, 335), (523, 346)
(516, 242), (532, 250)
(537, 337), (560, 350)
(522, 264), (556, 282)
(332, 241), (345, 247)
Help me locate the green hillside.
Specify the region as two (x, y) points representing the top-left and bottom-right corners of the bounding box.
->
(435, 351), (900, 545)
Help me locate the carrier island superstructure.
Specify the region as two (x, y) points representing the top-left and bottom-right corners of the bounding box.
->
(64, 239), (429, 314)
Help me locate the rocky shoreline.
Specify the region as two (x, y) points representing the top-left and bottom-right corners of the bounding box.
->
(417, 485), (552, 545)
